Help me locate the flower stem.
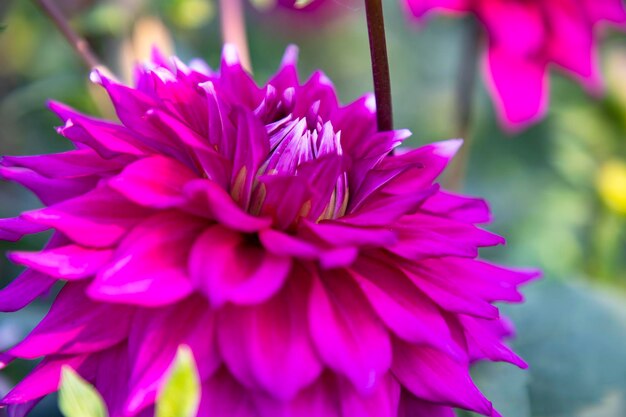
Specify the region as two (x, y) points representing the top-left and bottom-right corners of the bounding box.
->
(444, 19), (481, 191)
(219, 0), (253, 73)
(364, 0), (393, 132)
(33, 0), (102, 69)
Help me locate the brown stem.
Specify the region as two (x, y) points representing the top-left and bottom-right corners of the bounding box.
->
(33, 0), (102, 69)
(219, 0), (252, 73)
(444, 19), (481, 191)
(364, 0), (393, 132)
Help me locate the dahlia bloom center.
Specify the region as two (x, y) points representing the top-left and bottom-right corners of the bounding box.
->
(255, 114), (347, 222)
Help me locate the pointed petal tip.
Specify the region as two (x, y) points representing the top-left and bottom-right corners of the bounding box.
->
(89, 69), (103, 85)
(434, 138), (464, 158)
(395, 128), (413, 140)
(89, 67), (118, 86)
(222, 43), (241, 67)
(364, 93), (377, 113)
(0, 166), (15, 181)
(0, 354), (14, 370)
(281, 44), (300, 68)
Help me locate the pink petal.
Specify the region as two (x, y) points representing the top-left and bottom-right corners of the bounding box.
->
(583, 0), (626, 23)
(2, 354), (92, 404)
(197, 369), (257, 417)
(484, 46), (549, 129)
(392, 341), (492, 415)
(259, 229), (322, 259)
(0, 217), (49, 242)
(350, 140), (462, 212)
(22, 187), (154, 248)
(89, 211), (204, 306)
(0, 269), (56, 312)
(230, 109), (270, 210)
(479, 0), (545, 55)
(401, 258), (500, 318)
(146, 69), (209, 137)
(0, 166), (97, 205)
(143, 107), (210, 151)
(108, 155), (197, 209)
(420, 258), (537, 304)
(339, 373), (401, 417)
(126, 298), (219, 414)
(351, 256), (462, 358)
(344, 129), (408, 194)
(253, 373), (340, 417)
(309, 269), (392, 394)
(91, 344), (131, 417)
(420, 191), (491, 224)
(49, 101), (147, 158)
(403, 0), (471, 18)
(189, 225), (291, 307)
(398, 392), (456, 417)
(343, 185), (438, 227)
(302, 220), (398, 248)
(2, 149), (129, 179)
(259, 228), (358, 268)
(8, 282), (133, 358)
(218, 270), (322, 399)
(219, 44), (264, 109)
(545, 1), (601, 90)
(389, 213), (504, 260)
(258, 174), (311, 229)
(294, 154), (345, 221)
(460, 316), (527, 368)
(198, 81), (237, 161)
(5, 400), (40, 417)
(8, 245), (113, 280)
(183, 179), (272, 232)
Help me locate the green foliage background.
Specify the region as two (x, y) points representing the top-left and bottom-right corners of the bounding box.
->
(1, 0), (626, 416)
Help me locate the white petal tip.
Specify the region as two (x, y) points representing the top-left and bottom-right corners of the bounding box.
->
(222, 44), (240, 66)
(434, 139), (464, 157)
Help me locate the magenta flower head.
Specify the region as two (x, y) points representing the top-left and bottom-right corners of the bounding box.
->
(262, 0), (353, 24)
(276, 0), (326, 11)
(404, 0), (626, 129)
(0, 45), (536, 417)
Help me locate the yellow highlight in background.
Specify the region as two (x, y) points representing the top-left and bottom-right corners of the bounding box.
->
(598, 160), (626, 216)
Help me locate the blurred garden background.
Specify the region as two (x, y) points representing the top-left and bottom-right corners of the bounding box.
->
(1, 0), (626, 416)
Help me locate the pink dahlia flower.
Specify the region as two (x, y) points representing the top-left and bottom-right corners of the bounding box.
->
(0, 45), (536, 417)
(276, 0), (325, 11)
(262, 0), (353, 24)
(404, 0), (626, 129)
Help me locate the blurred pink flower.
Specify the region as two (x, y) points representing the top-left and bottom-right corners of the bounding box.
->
(275, 0), (326, 11)
(405, 0), (626, 129)
(259, 0), (356, 26)
(0, 46), (536, 417)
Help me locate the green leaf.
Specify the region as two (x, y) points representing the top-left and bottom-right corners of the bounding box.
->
(503, 279), (626, 417)
(294, 0), (315, 8)
(156, 345), (201, 417)
(470, 363), (531, 417)
(58, 367), (108, 417)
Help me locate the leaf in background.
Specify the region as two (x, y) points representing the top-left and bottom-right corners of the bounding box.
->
(0, 24), (6, 33)
(58, 367), (108, 417)
(456, 362), (531, 417)
(471, 363), (531, 417)
(156, 345), (201, 417)
(597, 160), (626, 216)
(503, 279), (626, 417)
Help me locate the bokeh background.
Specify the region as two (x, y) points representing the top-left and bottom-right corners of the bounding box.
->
(1, 0), (626, 416)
